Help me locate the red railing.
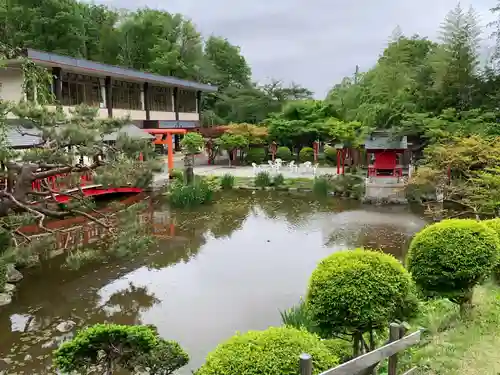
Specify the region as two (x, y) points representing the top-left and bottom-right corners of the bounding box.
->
(31, 171), (93, 192)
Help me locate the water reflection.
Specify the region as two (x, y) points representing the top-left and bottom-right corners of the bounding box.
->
(0, 191), (427, 374)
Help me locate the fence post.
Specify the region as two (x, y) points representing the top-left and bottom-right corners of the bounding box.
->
(300, 353), (312, 375)
(387, 323), (400, 375)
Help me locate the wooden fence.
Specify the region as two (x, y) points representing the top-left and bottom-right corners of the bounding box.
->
(300, 323), (421, 375)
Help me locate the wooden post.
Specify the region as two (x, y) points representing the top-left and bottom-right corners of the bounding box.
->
(300, 353), (312, 375)
(388, 323), (400, 375)
(167, 132), (174, 175)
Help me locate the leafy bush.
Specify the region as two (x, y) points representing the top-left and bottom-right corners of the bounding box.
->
(324, 146), (337, 165)
(220, 174), (235, 189)
(0, 262), (6, 292)
(53, 324), (188, 375)
(299, 147), (314, 162)
(245, 147), (266, 164)
(273, 173), (285, 186)
(307, 249), (418, 338)
(255, 171), (272, 187)
(276, 146), (292, 161)
(406, 219), (499, 305)
(181, 132), (204, 154)
(280, 300), (318, 334)
(331, 174), (365, 199)
(313, 177), (329, 196)
(169, 168), (183, 181)
(483, 218), (500, 282)
(169, 180), (214, 208)
(322, 339), (353, 363)
(195, 326), (339, 375)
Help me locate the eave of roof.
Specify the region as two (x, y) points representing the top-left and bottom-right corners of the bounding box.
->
(25, 49), (218, 93)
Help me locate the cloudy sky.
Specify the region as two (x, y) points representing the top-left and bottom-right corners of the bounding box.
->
(97, 0), (496, 97)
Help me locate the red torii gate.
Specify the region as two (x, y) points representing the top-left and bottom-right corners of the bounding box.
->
(143, 128), (188, 173)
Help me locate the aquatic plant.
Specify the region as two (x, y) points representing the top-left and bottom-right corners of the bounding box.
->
(280, 299), (318, 333)
(255, 171), (272, 187)
(195, 326), (338, 375)
(53, 323), (188, 375)
(65, 249), (103, 270)
(169, 180), (214, 208)
(307, 249), (418, 356)
(220, 174), (235, 189)
(313, 177), (329, 195)
(273, 173), (285, 186)
(407, 219), (499, 307)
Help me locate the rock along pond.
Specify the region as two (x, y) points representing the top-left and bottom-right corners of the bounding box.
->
(0, 191), (427, 374)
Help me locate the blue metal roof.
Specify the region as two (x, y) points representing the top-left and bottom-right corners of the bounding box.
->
(26, 49), (218, 93)
(158, 120), (198, 129)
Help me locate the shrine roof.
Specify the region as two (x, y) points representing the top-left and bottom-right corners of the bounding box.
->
(364, 133), (407, 150)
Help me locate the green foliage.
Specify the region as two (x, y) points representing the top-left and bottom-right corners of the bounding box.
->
(273, 173), (285, 186)
(299, 147), (314, 162)
(195, 326), (339, 375)
(220, 174), (235, 189)
(169, 168), (184, 180)
(276, 146), (292, 161)
(280, 300), (318, 334)
(330, 174), (365, 199)
(181, 132), (204, 154)
(406, 219), (499, 304)
(324, 146), (337, 165)
(245, 147), (266, 164)
(254, 171), (272, 187)
(313, 177), (329, 196)
(169, 180), (214, 208)
(0, 262), (6, 292)
(482, 218), (500, 283)
(53, 324), (188, 374)
(307, 249), (418, 336)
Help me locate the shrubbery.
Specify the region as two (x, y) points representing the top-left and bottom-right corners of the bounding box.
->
(273, 173), (285, 186)
(307, 249), (418, 346)
(195, 327), (339, 375)
(53, 324), (189, 374)
(0, 262), (6, 292)
(276, 146), (292, 161)
(313, 177), (329, 196)
(406, 219), (499, 305)
(169, 180), (214, 208)
(483, 218), (500, 282)
(299, 147), (314, 162)
(220, 174), (235, 189)
(245, 148), (266, 164)
(255, 171), (272, 187)
(169, 168), (184, 181)
(324, 146), (337, 165)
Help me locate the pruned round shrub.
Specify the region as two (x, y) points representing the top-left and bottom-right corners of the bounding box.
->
(479, 218), (500, 283)
(406, 219), (499, 304)
(246, 148), (266, 164)
(299, 147), (314, 162)
(324, 146), (337, 165)
(307, 249), (418, 337)
(276, 146), (292, 161)
(195, 326), (339, 375)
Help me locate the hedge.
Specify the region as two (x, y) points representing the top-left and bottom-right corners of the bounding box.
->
(406, 219), (499, 304)
(276, 146), (292, 161)
(195, 326), (339, 375)
(246, 148), (266, 164)
(482, 218), (500, 282)
(299, 147), (314, 162)
(307, 249), (418, 335)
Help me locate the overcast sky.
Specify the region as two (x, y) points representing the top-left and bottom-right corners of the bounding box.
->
(97, 0), (496, 97)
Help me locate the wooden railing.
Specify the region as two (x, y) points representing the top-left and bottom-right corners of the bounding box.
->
(300, 323), (421, 375)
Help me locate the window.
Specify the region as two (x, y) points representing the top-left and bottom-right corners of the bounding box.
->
(61, 72), (102, 106)
(150, 86), (173, 111)
(177, 89), (197, 113)
(112, 80), (142, 110)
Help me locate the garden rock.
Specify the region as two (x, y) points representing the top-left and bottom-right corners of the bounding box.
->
(6, 265), (23, 283)
(56, 320), (76, 333)
(0, 293), (11, 307)
(3, 284), (15, 295)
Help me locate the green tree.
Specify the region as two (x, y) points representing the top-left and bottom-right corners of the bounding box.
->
(216, 133), (248, 166)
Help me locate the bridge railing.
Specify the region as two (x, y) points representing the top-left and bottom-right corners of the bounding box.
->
(31, 171), (93, 192)
(300, 323), (421, 375)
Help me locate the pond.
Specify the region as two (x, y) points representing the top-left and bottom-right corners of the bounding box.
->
(0, 191), (427, 374)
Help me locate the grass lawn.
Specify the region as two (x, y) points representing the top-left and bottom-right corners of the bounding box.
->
(408, 283), (500, 375)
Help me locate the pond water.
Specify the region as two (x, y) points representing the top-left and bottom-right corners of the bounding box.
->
(0, 191), (427, 374)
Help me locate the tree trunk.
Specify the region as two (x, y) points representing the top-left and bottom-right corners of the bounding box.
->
(184, 154), (194, 185)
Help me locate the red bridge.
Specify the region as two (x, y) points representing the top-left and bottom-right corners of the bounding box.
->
(31, 172), (143, 203)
